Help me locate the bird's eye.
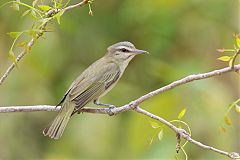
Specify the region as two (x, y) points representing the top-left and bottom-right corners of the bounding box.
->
(121, 48), (128, 52)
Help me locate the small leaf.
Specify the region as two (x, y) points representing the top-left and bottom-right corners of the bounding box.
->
(38, 5), (51, 11)
(9, 50), (18, 67)
(234, 44), (237, 50)
(235, 104), (240, 113)
(228, 58), (233, 67)
(218, 56), (231, 62)
(17, 42), (26, 47)
(7, 32), (21, 39)
(224, 116), (232, 126)
(56, 15), (61, 24)
(149, 121), (160, 129)
(234, 34), (240, 48)
(178, 108), (186, 120)
(157, 129), (164, 141)
(55, 10), (65, 24)
(32, 0), (38, 7)
(22, 9), (31, 17)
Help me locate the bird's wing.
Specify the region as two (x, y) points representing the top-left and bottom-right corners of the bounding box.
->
(56, 58), (106, 106)
(69, 62), (121, 108)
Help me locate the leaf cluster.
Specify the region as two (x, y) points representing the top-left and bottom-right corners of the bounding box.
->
(0, 0), (93, 65)
(217, 34), (240, 67)
(149, 108), (191, 160)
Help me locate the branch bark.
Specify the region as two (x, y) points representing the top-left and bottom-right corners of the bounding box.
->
(0, 64), (239, 159)
(0, 0), (89, 86)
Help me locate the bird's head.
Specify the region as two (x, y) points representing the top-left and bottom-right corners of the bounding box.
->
(106, 41), (148, 63)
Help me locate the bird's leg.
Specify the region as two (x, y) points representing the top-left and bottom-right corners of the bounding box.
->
(93, 99), (116, 116)
(93, 99), (116, 108)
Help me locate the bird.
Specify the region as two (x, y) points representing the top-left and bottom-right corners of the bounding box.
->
(43, 41), (148, 139)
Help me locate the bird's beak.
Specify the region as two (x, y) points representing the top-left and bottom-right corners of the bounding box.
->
(132, 49), (149, 55)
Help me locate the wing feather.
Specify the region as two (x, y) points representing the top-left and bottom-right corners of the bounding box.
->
(69, 62), (121, 108)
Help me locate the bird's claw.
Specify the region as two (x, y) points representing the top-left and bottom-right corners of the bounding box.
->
(107, 105), (116, 116)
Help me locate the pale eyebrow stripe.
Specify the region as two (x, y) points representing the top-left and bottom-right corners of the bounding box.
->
(115, 46), (133, 51)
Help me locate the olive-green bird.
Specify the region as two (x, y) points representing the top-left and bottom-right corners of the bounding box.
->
(43, 41), (148, 139)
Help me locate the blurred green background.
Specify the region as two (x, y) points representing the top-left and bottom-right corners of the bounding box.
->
(0, 0), (239, 159)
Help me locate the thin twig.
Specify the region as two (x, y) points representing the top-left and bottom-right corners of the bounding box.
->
(64, 0), (89, 12)
(134, 107), (240, 159)
(0, 0), (89, 86)
(231, 49), (240, 70)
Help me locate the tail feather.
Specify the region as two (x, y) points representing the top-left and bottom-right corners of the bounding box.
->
(43, 101), (75, 139)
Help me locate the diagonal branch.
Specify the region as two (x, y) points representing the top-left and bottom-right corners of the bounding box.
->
(134, 107), (240, 159)
(125, 64), (240, 110)
(0, 0), (90, 86)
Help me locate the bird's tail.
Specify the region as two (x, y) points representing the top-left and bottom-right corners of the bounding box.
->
(43, 100), (75, 139)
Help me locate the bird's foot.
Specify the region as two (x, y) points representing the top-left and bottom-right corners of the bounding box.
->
(107, 105), (116, 116)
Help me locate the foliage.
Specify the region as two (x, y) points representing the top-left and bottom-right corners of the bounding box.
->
(217, 34), (240, 67)
(1, 0), (93, 64)
(149, 108), (191, 159)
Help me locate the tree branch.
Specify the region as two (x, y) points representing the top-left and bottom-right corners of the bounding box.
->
(0, 65), (239, 159)
(134, 107), (240, 159)
(0, 0), (90, 86)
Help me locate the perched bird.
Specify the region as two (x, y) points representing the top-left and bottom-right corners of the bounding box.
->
(43, 41), (148, 139)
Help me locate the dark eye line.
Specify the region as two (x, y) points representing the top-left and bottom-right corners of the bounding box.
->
(121, 48), (129, 52)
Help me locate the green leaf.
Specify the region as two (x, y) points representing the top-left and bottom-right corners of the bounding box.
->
(157, 129), (164, 141)
(178, 108), (186, 120)
(7, 32), (22, 39)
(218, 56), (231, 62)
(55, 10), (65, 24)
(8, 50), (18, 67)
(224, 116), (232, 126)
(234, 44), (237, 50)
(22, 9), (31, 17)
(149, 121), (160, 129)
(228, 58), (233, 67)
(38, 5), (51, 11)
(234, 34), (240, 48)
(235, 104), (240, 113)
